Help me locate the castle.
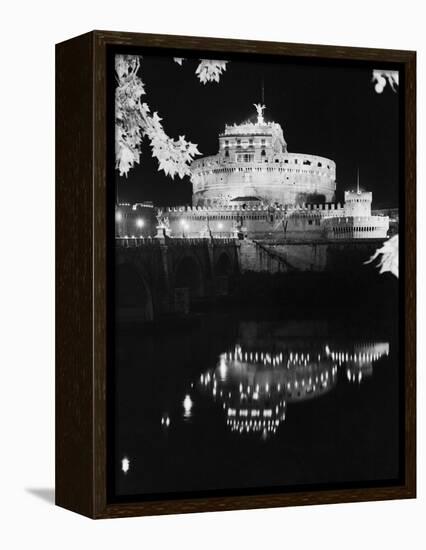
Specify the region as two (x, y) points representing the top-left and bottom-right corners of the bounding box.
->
(158, 105), (389, 241)
(191, 103), (336, 207)
(115, 105), (390, 242)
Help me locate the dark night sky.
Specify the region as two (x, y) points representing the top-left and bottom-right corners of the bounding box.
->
(115, 53), (400, 209)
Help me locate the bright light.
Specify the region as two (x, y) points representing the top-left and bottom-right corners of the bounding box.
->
(115, 211), (122, 222)
(218, 357), (227, 381)
(161, 415), (171, 427)
(136, 218), (144, 228)
(183, 394), (193, 417)
(218, 223), (223, 230)
(180, 219), (186, 226)
(121, 457), (130, 473)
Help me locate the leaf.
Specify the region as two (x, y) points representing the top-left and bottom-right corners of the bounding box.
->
(365, 234), (398, 278)
(372, 70), (399, 94)
(195, 59), (228, 84)
(115, 54), (201, 178)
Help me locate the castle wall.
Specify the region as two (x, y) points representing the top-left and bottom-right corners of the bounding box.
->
(115, 202), (156, 238)
(323, 216), (389, 240)
(191, 153), (336, 206)
(372, 208), (399, 236)
(164, 203), (346, 241)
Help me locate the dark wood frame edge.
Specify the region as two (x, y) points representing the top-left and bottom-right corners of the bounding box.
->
(55, 30), (416, 519)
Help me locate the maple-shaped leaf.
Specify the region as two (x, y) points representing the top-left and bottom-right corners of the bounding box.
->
(195, 59), (228, 84)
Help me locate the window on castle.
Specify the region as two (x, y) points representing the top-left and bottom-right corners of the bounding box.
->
(318, 162), (322, 167)
(244, 154), (254, 162)
(261, 149), (266, 156)
(303, 160), (311, 165)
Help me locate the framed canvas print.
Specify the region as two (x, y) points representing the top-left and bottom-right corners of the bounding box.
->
(56, 31), (416, 518)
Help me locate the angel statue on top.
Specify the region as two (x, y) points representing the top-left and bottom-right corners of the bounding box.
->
(253, 103), (266, 124)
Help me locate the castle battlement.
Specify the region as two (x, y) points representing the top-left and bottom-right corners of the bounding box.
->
(192, 153), (335, 171)
(164, 202), (344, 214)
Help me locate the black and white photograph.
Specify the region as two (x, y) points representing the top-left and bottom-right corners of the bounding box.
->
(1, 0), (424, 542)
(111, 49), (403, 500)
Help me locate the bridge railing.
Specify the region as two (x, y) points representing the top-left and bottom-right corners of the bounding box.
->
(167, 237), (238, 246)
(116, 236), (239, 248)
(116, 237), (158, 247)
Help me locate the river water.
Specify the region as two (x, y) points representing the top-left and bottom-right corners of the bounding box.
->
(113, 312), (400, 499)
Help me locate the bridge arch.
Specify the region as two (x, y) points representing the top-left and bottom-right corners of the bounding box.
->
(116, 262), (154, 322)
(174, 255), (204, 298)
(214, 251), (234, 277)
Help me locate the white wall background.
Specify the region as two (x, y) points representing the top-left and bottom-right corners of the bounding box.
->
(0, 0), (424, 547)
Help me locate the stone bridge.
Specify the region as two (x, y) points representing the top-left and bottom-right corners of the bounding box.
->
(239, 238), (386, 274)
(116, 236), (387, 322)
(116, 237), (241, 322)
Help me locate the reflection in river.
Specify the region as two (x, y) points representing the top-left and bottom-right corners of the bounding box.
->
(194, 338), (389, 438)
(115, 316), (399, 497)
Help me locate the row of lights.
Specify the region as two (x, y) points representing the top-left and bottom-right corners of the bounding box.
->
(227, 419), (282, 433)
(115, 211), (145, 228)
(169, 342), (388, 442)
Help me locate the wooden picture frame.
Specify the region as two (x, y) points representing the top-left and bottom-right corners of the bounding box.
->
(56, 30), (416, 519)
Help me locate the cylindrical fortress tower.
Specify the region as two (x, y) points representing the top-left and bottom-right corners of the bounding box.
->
(344, 189), (372, 217)
(190, 105), (336, 207)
